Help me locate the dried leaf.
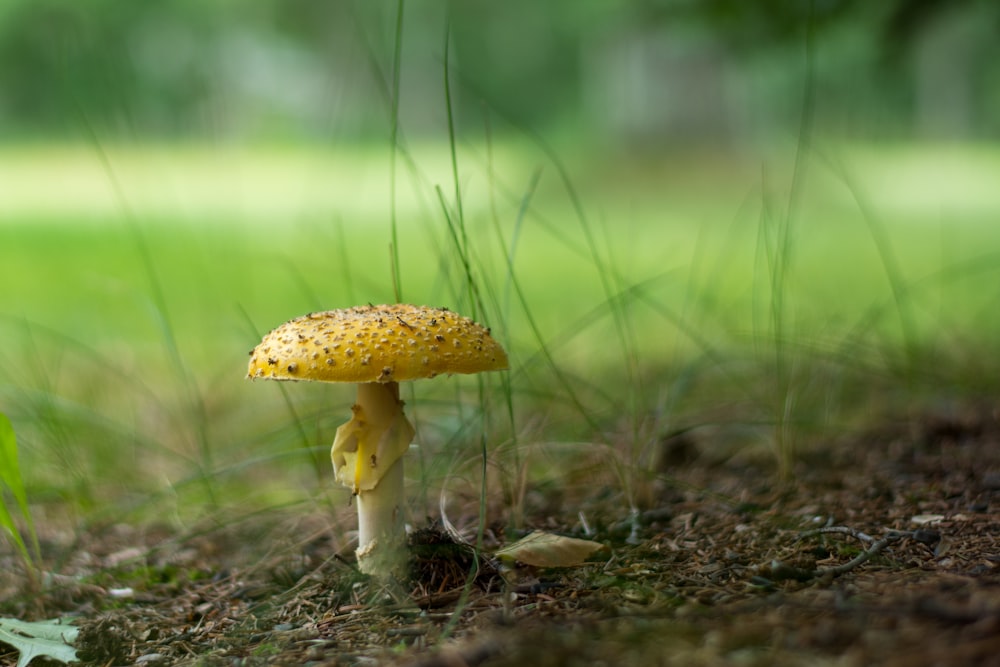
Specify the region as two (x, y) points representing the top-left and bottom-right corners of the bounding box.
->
(495, 531), (607, 568)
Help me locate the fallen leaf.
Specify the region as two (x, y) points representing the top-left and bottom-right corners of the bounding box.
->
(495, 531), (607, 567)
(0, 617), (78, 667)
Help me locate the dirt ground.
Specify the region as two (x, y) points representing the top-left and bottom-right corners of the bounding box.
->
(3, 403), (999, 667)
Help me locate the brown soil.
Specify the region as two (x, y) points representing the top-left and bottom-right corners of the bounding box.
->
(3, 405), (999, 667)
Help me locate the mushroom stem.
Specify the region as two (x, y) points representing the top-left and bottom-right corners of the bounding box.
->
(331, 381), (414, 578)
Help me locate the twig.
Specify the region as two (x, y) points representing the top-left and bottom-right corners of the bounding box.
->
(814, 531), (906, 578)
(768, 526), (913, 583)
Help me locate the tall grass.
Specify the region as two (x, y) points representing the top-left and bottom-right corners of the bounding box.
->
(2, 9), (1000, 592)
(4, 143), (1000, 536)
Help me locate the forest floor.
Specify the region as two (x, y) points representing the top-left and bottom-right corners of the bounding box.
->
(3, 401), (1000, 667)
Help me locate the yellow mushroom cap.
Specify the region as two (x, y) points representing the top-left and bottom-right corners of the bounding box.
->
(247, 304), (508, 383)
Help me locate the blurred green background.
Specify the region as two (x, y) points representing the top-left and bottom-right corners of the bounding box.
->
(1, 0), (999, 532)
(2, 0), (999, 142)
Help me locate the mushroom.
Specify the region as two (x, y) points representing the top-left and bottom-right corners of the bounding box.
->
(247, 304), (508, 578)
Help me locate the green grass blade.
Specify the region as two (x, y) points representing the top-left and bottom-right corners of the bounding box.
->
(0, 496), (30, 567)
(389, 0), (406, 302)
(440, 22), (480, 319)
(0, 415), (29, 515)
(0, 413), (38, 567)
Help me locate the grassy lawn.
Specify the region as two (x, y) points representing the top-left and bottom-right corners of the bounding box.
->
(2, 140), (999, 518)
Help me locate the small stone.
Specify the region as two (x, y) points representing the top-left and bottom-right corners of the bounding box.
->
(911, 529), (941, 546)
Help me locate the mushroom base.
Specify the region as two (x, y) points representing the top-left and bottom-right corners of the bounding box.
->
(355, 455), (406, 577)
